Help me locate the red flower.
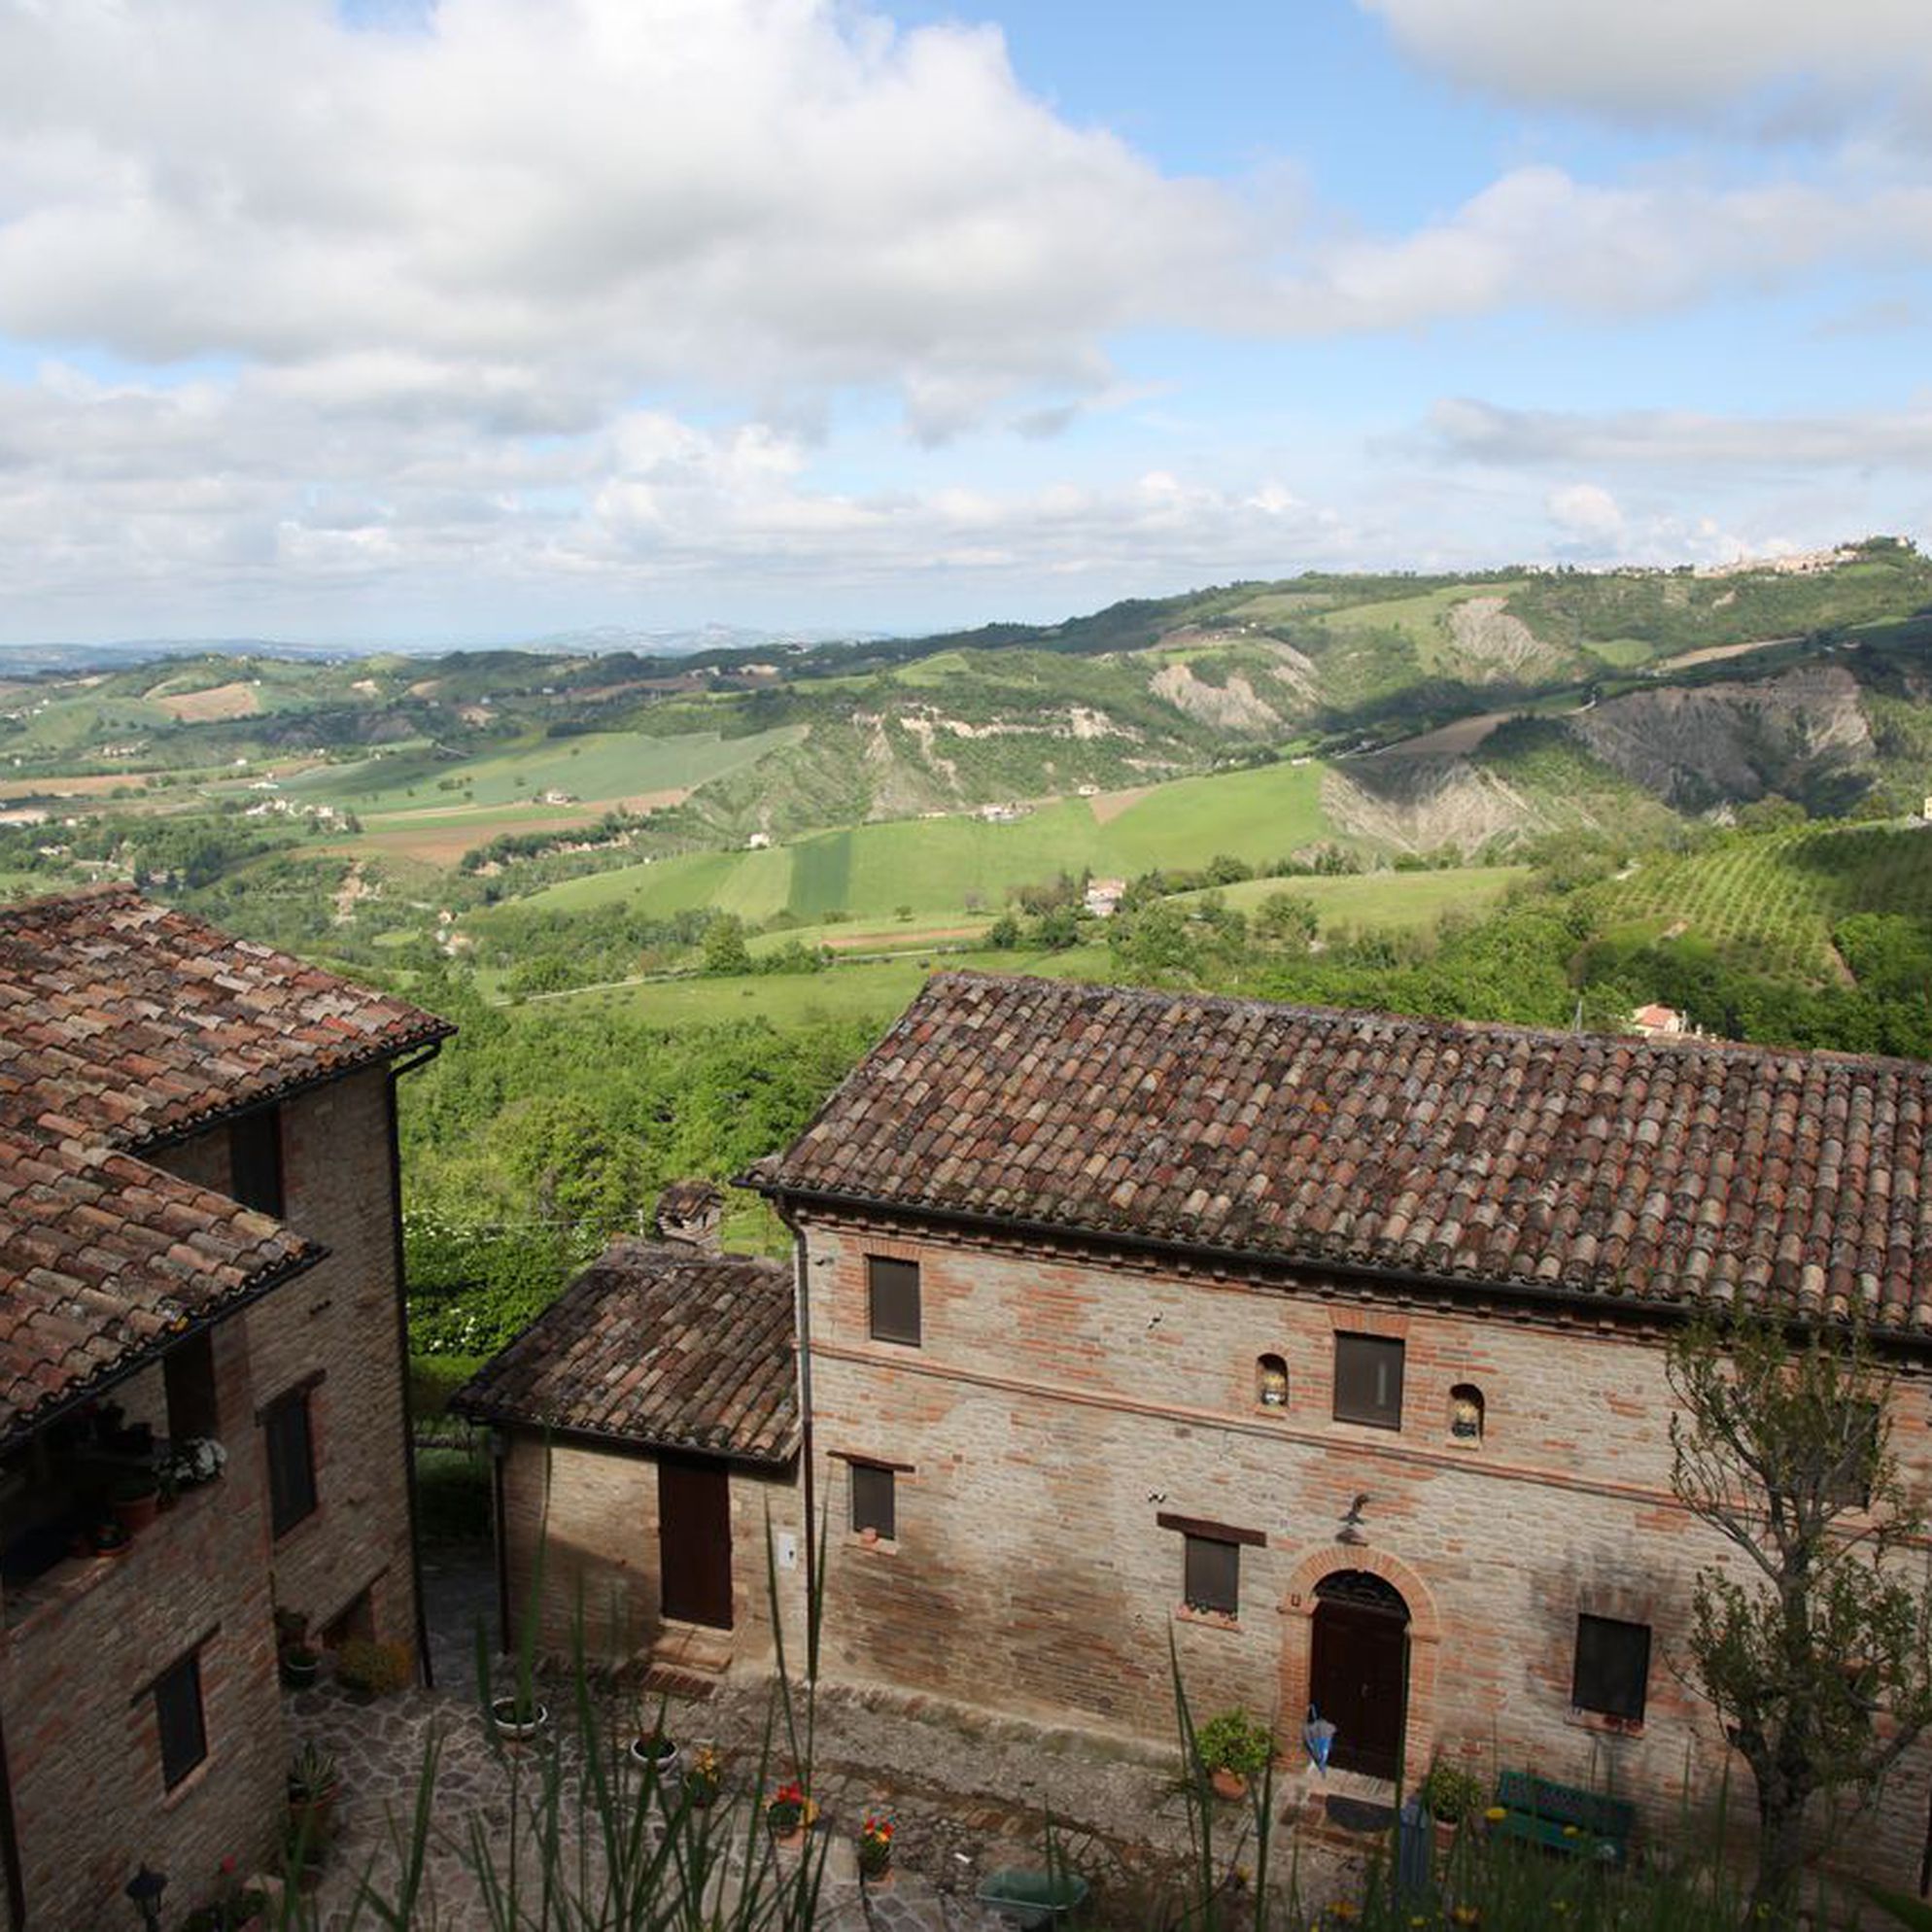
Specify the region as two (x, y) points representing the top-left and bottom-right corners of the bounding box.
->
(220, 1855), (238, 1877)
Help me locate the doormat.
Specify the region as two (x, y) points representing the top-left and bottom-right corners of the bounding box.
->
(1324, 1795), (1397, 1836)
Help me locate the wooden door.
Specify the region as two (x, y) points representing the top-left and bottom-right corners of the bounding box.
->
(658, 1454), (733, 1629)
(1309, 1590), (1408, 1779)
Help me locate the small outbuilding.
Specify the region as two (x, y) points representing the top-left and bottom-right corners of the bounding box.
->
(451, 1232), (801, 1674)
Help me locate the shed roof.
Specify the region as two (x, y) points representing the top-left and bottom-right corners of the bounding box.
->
(756, 972), (1932, 1331)
(450, 1241), (797, 1464)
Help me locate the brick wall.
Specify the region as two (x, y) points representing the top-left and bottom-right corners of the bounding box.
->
(500, 1433), (805, 1668)
(150, 1068), (420, 1660)
(796, 1210), (1932, 1894)
(0, 1321), (283, 1930)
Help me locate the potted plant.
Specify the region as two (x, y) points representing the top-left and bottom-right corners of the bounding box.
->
(110, 1469), (159, 1535)
(280, 1640), (322, 1690)
(858, 1812), (894, 1883)
(336, 1638), (414, 1701)
(629, 1725), (679, 1780)
(489, 1689), (550, 1742)
(684, 1744), (722, 1809)
(765, 1780), (814, 1846)
(287, 1741), (340, 1848)
(89, 1518), (131, 1558)
(1421, 1760), (1484, 1853)
(180, 1854), (268, 1932)
(159, 1435), (227, 1502)
(1196, 1708), (1274, 1801)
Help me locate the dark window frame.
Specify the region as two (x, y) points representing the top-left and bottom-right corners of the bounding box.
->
(153, 1647), (208, 1790)
(849, 1462), (896, 1540)
(1571, 1613), (1651, 1724)
(1182, 1533), (1240, 1619)
(1333, 1333), (1405, 1431)
(263, 1386), (319, 1538)
(229, 1104), (285, 1219)
(866, 1257), (921, 1347)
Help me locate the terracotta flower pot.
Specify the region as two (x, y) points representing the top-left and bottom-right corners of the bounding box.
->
(1210, 1768), (1247, 1801)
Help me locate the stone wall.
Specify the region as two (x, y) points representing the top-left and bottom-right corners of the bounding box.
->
(500, 1433), (804, 1669)
(0, 1322), (283, 1930)
(795, 1210), (1932, 1893)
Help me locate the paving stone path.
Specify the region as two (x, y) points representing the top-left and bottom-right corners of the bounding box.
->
(283, 1545), (1363, 1929)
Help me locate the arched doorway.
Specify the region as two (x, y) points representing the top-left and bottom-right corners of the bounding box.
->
(1307, 1570), (1410, 1780)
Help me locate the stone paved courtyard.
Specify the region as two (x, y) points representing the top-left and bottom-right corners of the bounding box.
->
(279, 1543), (1366, 1929)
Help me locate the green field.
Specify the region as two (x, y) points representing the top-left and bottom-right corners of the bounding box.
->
(500, 758), (1338, 927)
(1590, 823), (1932, 981)
(295, 724), (807, 816)
(526, 942), (1115, 1030)
(1313, 583), (1513, 671)
(1166, 864), (1529, 931)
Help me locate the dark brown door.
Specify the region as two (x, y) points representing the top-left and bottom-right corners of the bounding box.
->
(1308, 1577), (1409, 1779)
(658, 1454), (733, 1629)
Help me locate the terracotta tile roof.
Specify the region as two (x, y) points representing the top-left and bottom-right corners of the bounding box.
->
(758, 972), (1932, 1332)
(0, 1124), (319, 1448)
(450, 1241), (797, 1463)
(0, 883), (452, 1149)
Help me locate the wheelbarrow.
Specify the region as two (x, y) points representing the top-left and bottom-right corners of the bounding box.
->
(977, 1866), (1090, 1929)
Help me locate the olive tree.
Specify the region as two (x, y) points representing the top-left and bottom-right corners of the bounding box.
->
(1670, 1316), (1932, 1913)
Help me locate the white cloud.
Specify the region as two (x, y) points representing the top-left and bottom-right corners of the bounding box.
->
(1429, 397), (1932, 470)
(1360, 0), (1932, 128)
(0, 0), (1241, 428)
(1547, 482), (1624, 541)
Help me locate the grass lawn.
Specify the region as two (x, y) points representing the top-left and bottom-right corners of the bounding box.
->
(1165, 864), (1530, 932)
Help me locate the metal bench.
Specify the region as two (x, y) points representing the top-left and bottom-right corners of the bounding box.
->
(1492, 1770), (1634, 1868)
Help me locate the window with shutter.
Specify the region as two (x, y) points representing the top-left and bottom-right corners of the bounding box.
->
(1183, 1535), (1240, 1618)
(1333, 1334), (1404, 1430)
(229, 1106), (285, 1219)
(1571, 1614), (1651, 1723)
(264, 1391), (317, 1537)
(866, 1258), (921, 1346)
(154, 1649), (207, 1790)
(850, 1463), (896, 1540)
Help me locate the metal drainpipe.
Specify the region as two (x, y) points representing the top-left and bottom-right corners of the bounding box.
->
(0, 1698), (24, 1931)
(769, 1200), (814, 1666)
(384, 1039), (446, 1690)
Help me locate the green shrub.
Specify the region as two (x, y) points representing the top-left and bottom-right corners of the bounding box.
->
(1194, 1707), (1273, 1778)
(1421, 1758), (1485, 1822)
(334, 1637), (414, 1697)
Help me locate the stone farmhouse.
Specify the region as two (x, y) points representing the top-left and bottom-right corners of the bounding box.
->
(740, 972), (1932, 1893)
(451, 1205), (802, 1679)
(0, 886), (449, 1930)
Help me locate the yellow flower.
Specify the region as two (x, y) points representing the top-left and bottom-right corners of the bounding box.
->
(1483, 1806), (1507, 1822)
(1451, 1908), (1481, 1927)
(1328, 1906), (1359, 1923)
(1562, 1823), (1580, 1838)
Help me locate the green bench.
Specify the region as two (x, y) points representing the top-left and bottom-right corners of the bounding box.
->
(1492, 1771), (1635, 1868)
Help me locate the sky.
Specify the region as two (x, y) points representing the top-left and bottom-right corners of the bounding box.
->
(3, 0), (1932, 647)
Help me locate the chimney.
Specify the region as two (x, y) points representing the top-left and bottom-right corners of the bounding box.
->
(652, 1180), (724, 1252)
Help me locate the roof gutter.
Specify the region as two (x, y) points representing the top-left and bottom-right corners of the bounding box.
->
(749, 1178), (1932, 1359)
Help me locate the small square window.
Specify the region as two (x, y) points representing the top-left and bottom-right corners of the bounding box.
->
(867, 1258), (921, 1346)
(154, 1649), (208, 1790)
(1333, 1334), (1403, 1430)
(1183, 1535), (1239, 1618)
(1572, 1614), (1650, 1723)
(1826, 1401), (1880, 1510)
(850, 1463), (896, 1540)
(230, 1106), (285, 1219)
(264, 1391), (318, 1537)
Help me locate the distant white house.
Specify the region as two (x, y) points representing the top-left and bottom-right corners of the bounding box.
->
(1085, 877), (1127, 918)
(1631, 1003), (1690, 1039)
(746, 832), (772, 850)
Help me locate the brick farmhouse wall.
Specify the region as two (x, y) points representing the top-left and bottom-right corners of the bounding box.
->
(500, 1432), (805, 1670)
(0, 1320), (283, 1930)
(795, 1210), (1932, 1894)
(0, 1062), (419, 1929)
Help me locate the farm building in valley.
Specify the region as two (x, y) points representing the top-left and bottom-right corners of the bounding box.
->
(738, 972), (1932, 1893)
(0, 886), (449, 1930)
